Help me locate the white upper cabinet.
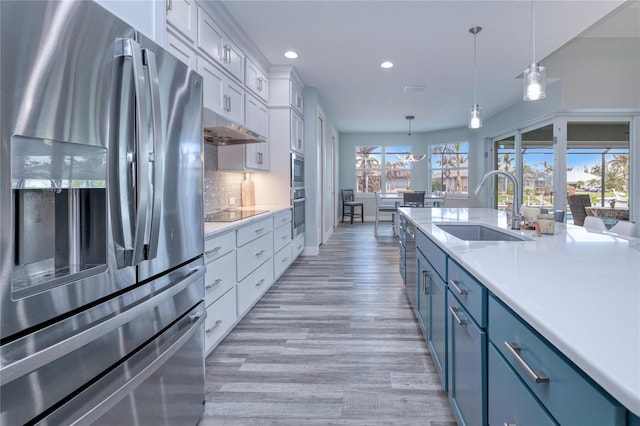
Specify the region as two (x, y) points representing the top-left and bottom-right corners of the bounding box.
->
(245, 58), (269, 103)
(165, 0), (197, 42)
(245, 94), (268, 138)
(198, 56), (244, 124)
(291, 111), (304, 154)
(290, 78), (304, 115)
(197, 7), (244, 82)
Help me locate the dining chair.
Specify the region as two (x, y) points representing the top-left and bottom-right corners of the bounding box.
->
(374, 192), (397, 236)
(341, 189), (363, 224)
(567, 194), (591, 226)
(583, 216), (608, 232)
(608, 220), (636, 237)
(402, 191), (426, 207)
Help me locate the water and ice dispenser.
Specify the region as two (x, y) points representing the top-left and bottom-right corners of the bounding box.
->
(11, 136), (108, 297)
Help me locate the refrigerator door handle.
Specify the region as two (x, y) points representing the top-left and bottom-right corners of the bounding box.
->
(112, 38), (150, 267)
(142, 49), (163, 261)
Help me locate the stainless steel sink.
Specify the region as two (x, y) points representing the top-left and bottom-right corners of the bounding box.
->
(434, 223), (531, 241)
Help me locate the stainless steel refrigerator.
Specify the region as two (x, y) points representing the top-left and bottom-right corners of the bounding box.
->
(0, 1), (206, 424)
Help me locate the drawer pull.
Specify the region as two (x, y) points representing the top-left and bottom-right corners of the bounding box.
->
(205, 278), (222, 290)
(280, 217), (287, 222)
(503, 423), (517, 426)
(255, 278), (266, 287)
(206, 320), (223, 334)
(503, 341), (549, 383)
(205, 246), (222, 255)
(255, 249), (266, 257)
(449, 306), (467, 325)
(281, 257), (289, 263)
(281, 234), (287, 240)
(448, 279), (468, 296)
(422, 270), (430, 295)
(255, 227), (265, 233)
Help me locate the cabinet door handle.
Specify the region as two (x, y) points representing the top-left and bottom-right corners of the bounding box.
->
(205, 278), (222, 290)
(503, 341), (550, 383)
(166, 0), (172, 12)
(422, 270), (430, 295)
(503, 423), (517, 426)
(205, 245), (222, 255)
(281, 257), (289, 263)
(448, 279), (468, 296)
(257, 77), (263, 91)
(254, 227), (265, 234)
(206, 320), (223, 334)
(449, 306), (467, 325)
(223, 95), (231, 112)
(255, 249), (266, 257)
(223, 44), (232, 64)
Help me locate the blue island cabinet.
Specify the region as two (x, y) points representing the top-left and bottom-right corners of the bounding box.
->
(416, 230), (448, 390)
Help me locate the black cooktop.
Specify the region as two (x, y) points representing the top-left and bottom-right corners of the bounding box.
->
(204, 209), (268, 222)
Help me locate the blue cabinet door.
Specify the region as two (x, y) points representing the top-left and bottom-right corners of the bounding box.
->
(488, 342), (558, 425)
(429, 270), (447, 391)
(416, 250), (430, 334)
(448, 290), (487, 426)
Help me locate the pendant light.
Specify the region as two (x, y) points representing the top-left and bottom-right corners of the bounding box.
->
(468, 26), (482, 129)
(396, 116), (426, 162)
(523, 1), (546, 101)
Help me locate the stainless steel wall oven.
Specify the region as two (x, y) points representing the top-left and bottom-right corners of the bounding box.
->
(292, 188), (306, 237)
(291, 152), (304, 188)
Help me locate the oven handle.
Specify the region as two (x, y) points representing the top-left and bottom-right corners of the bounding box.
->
(0, 266), (205, 386)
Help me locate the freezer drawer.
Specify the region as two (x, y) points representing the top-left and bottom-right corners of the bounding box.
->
(0, 263), (204, 426)
(43, 302), (206, 426)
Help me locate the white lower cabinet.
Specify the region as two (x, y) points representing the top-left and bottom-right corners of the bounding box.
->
(273, 245), (292, 279)
(292, 232), (304, 258)
(204, 287), (237, 354)
(204, 250), (236, 307)
(237, 258), (273, 316)
(237, 232), (273, 281)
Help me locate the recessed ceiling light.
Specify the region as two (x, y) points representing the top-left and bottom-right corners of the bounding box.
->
(380, 61), (393, 69)
(284, 51), (298, 59)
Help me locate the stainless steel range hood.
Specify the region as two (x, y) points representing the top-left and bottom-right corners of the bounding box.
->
(203, 107), (265, 145)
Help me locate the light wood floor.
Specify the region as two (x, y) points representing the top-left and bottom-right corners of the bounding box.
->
(200, 222), (456, 425)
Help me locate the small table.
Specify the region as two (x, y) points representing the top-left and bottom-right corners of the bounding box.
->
(585, 206), (630, 221)
(378, 193), (445, 234)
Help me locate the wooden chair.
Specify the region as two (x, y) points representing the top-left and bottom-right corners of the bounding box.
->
(341, 189), (363, 224)
(567, 194), (591, 226)
(374, 192), (397, 236)
(402, 191), (426, 207)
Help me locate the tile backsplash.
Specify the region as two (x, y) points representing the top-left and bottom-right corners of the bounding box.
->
(203, 143), (243, 213)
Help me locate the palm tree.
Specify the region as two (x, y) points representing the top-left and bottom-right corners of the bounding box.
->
(608, 154), (628, 190)
(356, 146), (380, 192)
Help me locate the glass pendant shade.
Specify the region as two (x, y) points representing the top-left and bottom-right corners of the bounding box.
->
(469, 104), (482, 129)
(524, 63), (546, 101)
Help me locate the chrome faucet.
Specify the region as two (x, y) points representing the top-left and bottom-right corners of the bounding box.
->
(474, 170), (521, 229)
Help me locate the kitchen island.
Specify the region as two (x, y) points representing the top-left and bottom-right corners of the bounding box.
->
(400, 207), (640, 424)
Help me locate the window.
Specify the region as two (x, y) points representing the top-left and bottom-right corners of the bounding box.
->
(430, 142), (469, 195)
(355, 146), (412, 193)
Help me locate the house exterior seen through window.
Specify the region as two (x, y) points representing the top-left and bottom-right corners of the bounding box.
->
(430, 142), (469, 195)
(355, 146), (412, 193)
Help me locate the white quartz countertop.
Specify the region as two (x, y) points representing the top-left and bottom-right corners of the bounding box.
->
(401, 207), (640, 416)
(203, 205), (291, 238)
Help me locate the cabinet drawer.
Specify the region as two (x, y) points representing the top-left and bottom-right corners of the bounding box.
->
(204, 250), (236, 307)
(237, 258), (273, 315)
(489, 295), (625, 426)
(237, 217), (272, 246)
(274, 222), (292, 253)
(448, 259), (487, 328)
(272, 209), (292, 228)
(237, 232), (273, 281)
(205, 230), (235, 262)
(204, 287), (237, 355)
(416, 230), (446, 280)
(488, 343), (558, 425)
(274, 244), (292, 278)
(292, 233), (304, 258)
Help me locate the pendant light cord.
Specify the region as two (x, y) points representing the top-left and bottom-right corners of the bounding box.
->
(531, 1), (536, 65)
(473, 29), (478, 104)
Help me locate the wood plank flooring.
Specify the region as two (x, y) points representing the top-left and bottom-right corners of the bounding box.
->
(200, 223), (456, 425)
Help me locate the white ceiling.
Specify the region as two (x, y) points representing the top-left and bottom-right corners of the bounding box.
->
(219, 0), (636, 133)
